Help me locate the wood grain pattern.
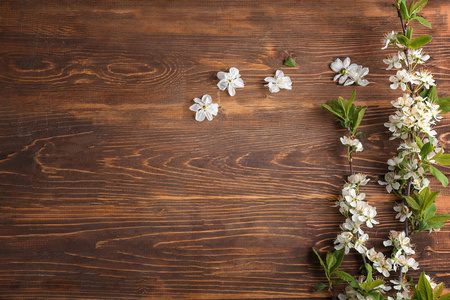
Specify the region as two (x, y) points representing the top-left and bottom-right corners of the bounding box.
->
(0, 0), (450, 299)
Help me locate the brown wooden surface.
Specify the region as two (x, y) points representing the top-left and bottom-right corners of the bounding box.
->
(1, 0), (450, 299)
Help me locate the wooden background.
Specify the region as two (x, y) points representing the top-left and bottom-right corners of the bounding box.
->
(1, 0), (450, 299)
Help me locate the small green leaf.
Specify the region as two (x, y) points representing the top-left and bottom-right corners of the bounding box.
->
(439, 294), (450, 300)
(434, 153), (450, 166)
(400, 0), (410, 20)
(420, 142), (433, 160)
(347, 90), (356, 116)
(406, 26), (413, 40)
(423, 190), (440, 212)
(411, 0), (428, 15)
(419, 220), (430, 232)
(405, 196), (421, 210)
(429, 165), (448, 187)
(414, 16), (432, 28)
(433, 282), (444, 299)
(427, 214), (450, 223)
(335, 270), (359, 289)
(351, 107), (367, 135)
(329, 249), (344, 275)
(322, 104), (344, 119)
(326, 252), (337, 272)
(409, 35), (432, 50)
(314, 282), (328, 291)
(437, 97), (450, 114)
(313, 248), (327, 273)
(415, 135), (424, 148)
(424, 204), (437, 221)
(284, 57), (296, 67)
(368, 280), (387, 292)
(420, 87), (429, 98)
(427, 86), (438, 101)
(418, 272), (434, 300)
(397, 34), (410, 46)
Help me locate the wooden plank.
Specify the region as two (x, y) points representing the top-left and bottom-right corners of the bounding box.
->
(0, 0), (449, 298)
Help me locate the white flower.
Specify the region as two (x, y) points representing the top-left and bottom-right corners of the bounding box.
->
(378, 172), (401, 193)
(334, 231), (354, 254)
(383, 53), (403, 70)
(393, 203), (412, 222)
(382, 31), (398, 49)
(340, 136), (363, 152)
(348, 173), (370, 186)
(389, 69), (412, 91)
(345, 65), (370, 86)
(264, 70), (292, 93)
(217, 67), (244, 96)
(331, 58), (354, 84)
(410, 48), (430, 64)
(416, 69), (435, 89)
(189, 94), (219, 122)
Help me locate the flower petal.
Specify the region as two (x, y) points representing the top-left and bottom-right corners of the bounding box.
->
(339, 74), (348, 85)
(195, 111), (205, 122)
(330, 58), (343, 72)
(343, 57), (351, 68)
(204, 110), (213, 121)
(268, 83), (280, 93)
(344, 79), (355, 86)
(202, 94), (212, 104)
(217, 79), (228, 91)
(264, 76), (276, 83)
(189, 104), (201, 111)
(208, 104), (219, 115)
(228, 85), (236, 96)
(229, 67), (239, 78)
(333, 74), (342, 81)
(358, 79), (370, 86)
(217, 71), (226, 80)
(275, 70), (284, 78)
(193, 97), (202, 104)
(232, 78), (244, 88)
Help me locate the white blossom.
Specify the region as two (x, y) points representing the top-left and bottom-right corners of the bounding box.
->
(345, 65), (370, 86)
(189, 94), (219, 122)
(217, 67), (244, 96)
(340, 136), (363, 152)
(393, 203), (412, 222)
(264, 70), (292, 93)
(378, 172), (401, 193)
(382, 31), (398, 49)
(331, 57), (354, 84)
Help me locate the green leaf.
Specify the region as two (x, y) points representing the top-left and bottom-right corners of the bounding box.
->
(351, 107), (367, 135)
(429, 165), (448, 187)
(420, 87), (429, 98)
(414, 16), (432, 28)
(424, 204), (437, 221)
(400, 0), (410, 20)
(411, 0), (428, 15)
(433, 282), (444, 299)
(439, 293), (450, 300)
(313, 248), (327, 273)
(397, 34), (410, 46)
(405, 195), (421, 210)
(428, 214), (450, 223)
(326, 252), (337, 272)
(329, 249), (344, 275)
(284, 57), (296, 67)
(434, 153), (450, 166)
(314, 282), (328, 291)
(356, 131), (365, 139)
(335, 270), (360, 289)
(322, 104), (344, 119)
(427, 86), (438, 101)
(409, 35), (432, 50)
(347, 90), (356, 116)
(367, 290), (381, 300)
(406, 26), (413, 40)
(419, 220), (430, 232)
(437, 97), (450, 114)
(418, 272), (434, 300)
(415, 136), (424, 148)
(423, 190), (440, 212)
(368, 280), (387, 292)
(366, 263), (373, 283)
(420, 142), (433, 160)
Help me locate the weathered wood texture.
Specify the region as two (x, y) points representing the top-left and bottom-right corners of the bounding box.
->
(1, 0), (450, 299)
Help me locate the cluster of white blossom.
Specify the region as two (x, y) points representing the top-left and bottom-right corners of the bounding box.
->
(378, 27), (442, 299)
(338, 277), (391, 300)
(330, 57), (370, 86)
